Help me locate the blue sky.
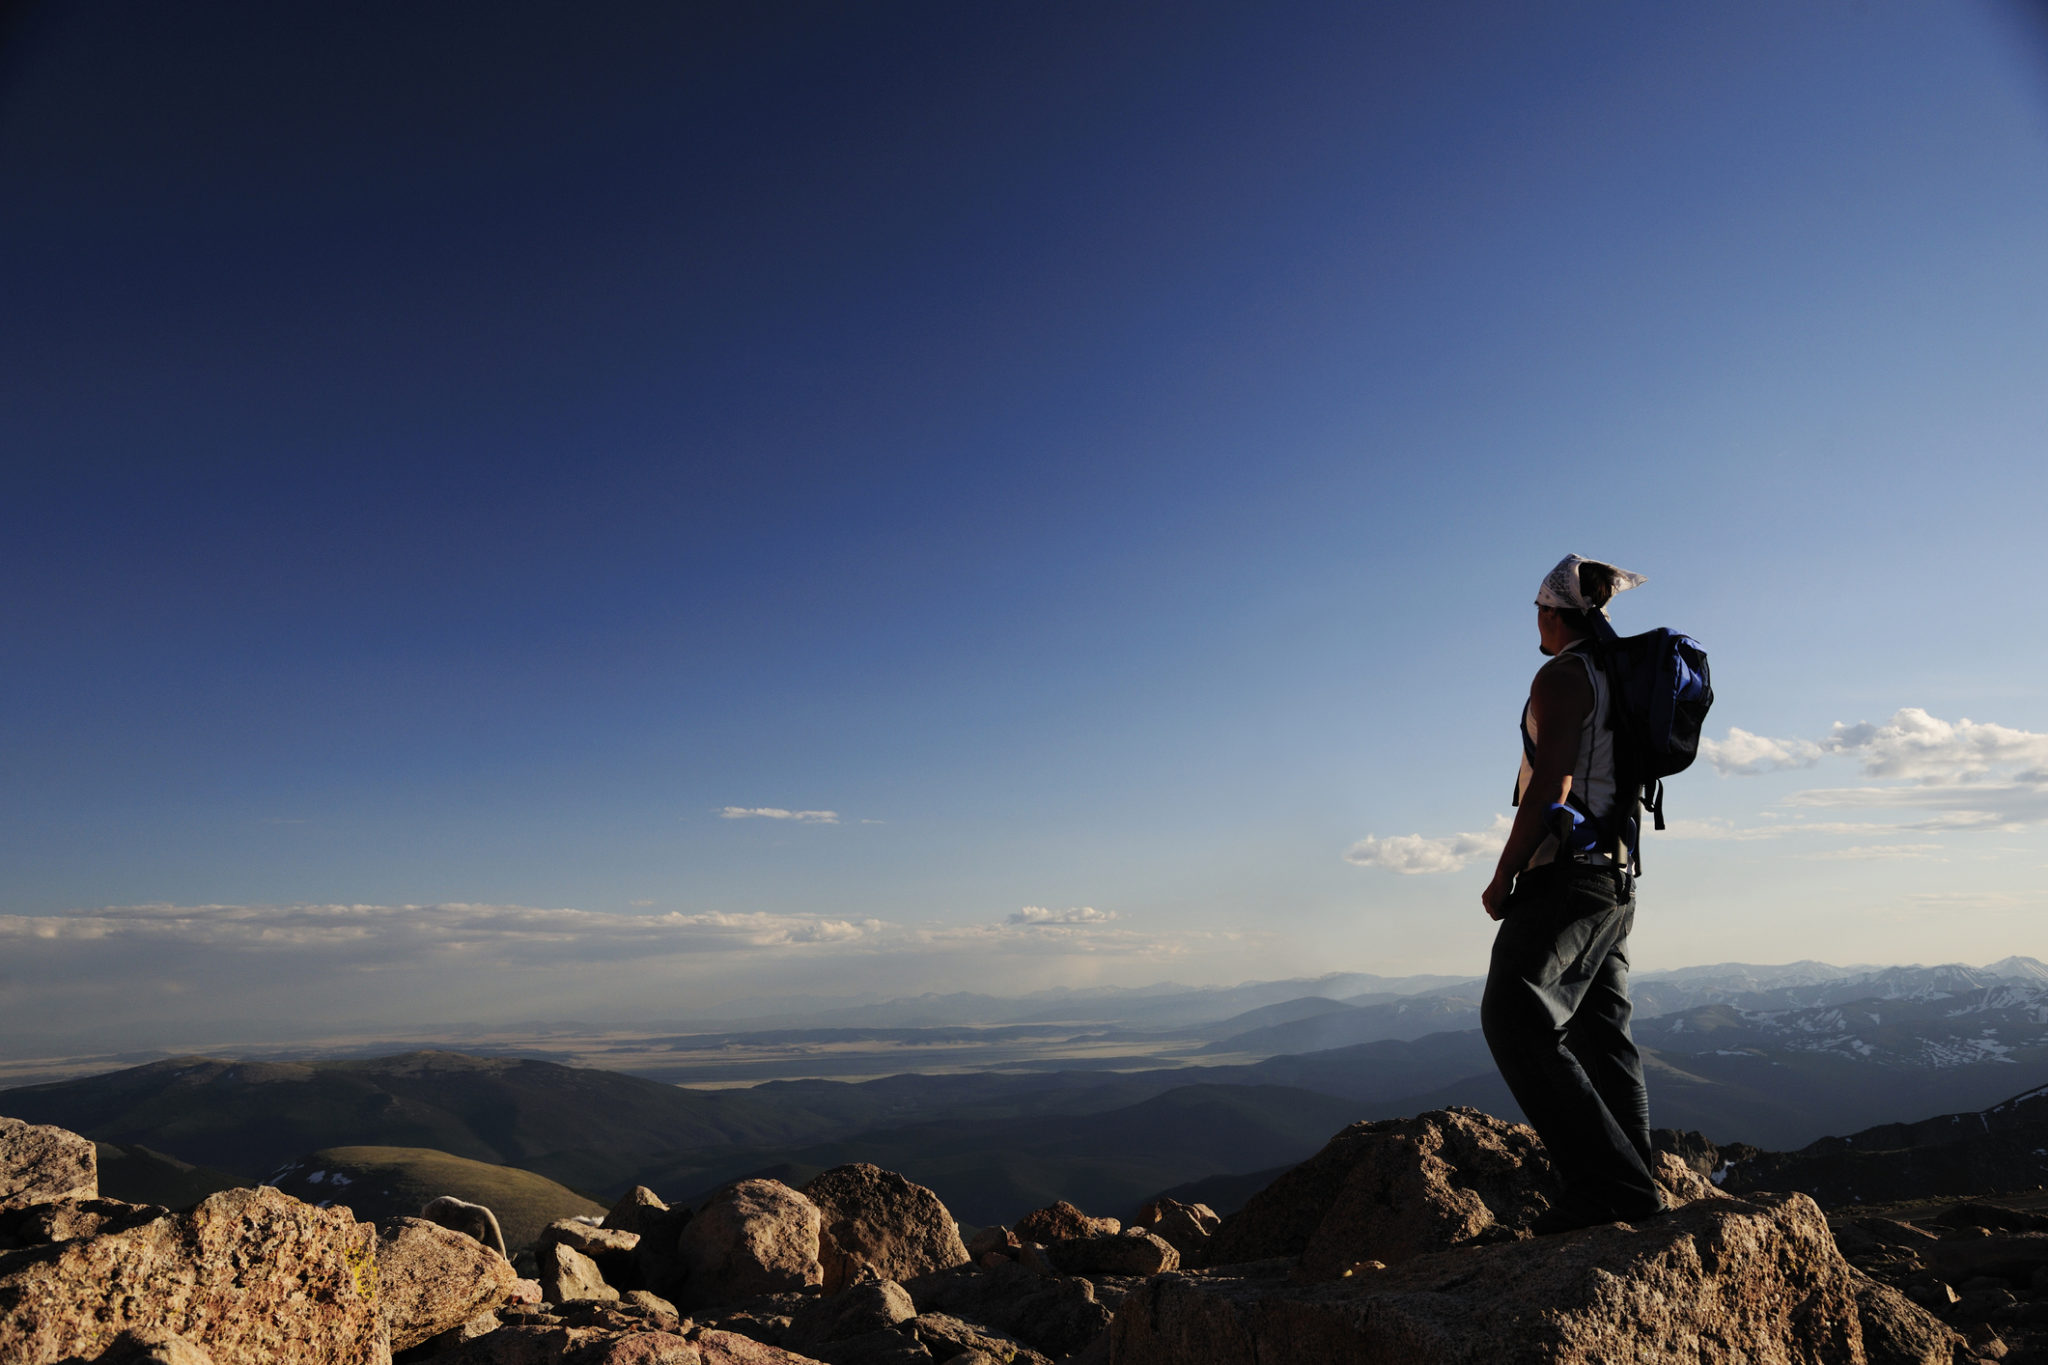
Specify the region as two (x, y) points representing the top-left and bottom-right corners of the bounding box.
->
(4, 2), (2047, 1045)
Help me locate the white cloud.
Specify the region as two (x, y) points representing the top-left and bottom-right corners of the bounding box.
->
(1344, 814), (1513, 875)
(719, 807), (840, 824)
(1706, 709), (2048, 787)
(1698, 708), (2048, 833)
(0, 902), (886, 957)
(1698, 727), (1825, 776)
(1823, 709), (2048, 784)
(1008, 906), (1117, 926)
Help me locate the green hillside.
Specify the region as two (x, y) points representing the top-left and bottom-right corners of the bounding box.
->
(0, 1051), (853, 1188)
(270, 1146), (604, 1250)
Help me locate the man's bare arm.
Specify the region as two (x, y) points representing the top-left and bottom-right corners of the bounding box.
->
(1481, 659), (1592, 919)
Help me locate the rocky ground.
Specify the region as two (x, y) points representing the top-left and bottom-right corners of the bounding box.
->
(1820, 1200), (2048, 1364)
(0, 1105), (2018, 1363)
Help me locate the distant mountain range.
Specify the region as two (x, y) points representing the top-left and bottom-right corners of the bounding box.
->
(4, 958), (2044, 1228)
(1179, 957), (2048, 1060)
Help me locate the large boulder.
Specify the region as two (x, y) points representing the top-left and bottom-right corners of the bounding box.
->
(1013, 1202), (1119, 1244)
(0, 1115), (97, 1210)
(1047, 1231), (1179, 1278)
(378, 1214), (518, 1350)
(1206, 1107), (1554, 1275)
(1109, 1191), (1963, 1365)
(677, 1179), (823, 1308)
(800, 1164), (969, 1293)
(0, 1184), (388, 1365)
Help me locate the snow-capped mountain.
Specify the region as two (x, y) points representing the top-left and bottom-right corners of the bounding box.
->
(1636, 981), (2048, 1070)
(1629, 958), (2048, 1020)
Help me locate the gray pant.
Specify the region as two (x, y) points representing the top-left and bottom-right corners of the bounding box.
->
(1481, 861), (1662, 1218)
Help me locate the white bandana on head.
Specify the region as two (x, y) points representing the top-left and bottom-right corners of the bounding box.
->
(1536, 554), (1647, 616)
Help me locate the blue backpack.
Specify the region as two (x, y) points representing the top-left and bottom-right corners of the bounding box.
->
(1585, 617), (1714, 859)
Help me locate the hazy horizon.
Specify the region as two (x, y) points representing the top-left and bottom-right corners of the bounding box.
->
(6, 952), (2043, 1070)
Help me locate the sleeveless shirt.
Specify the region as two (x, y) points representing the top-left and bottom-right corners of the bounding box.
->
(1515, 642), (1622, 870)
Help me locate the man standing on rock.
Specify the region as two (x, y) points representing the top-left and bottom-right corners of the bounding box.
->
(1479, 554), (1666, 1234)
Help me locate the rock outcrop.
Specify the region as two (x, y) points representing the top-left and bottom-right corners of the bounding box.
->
(800, 1164), (969, 1293)
(1111, 1191), (1961, 1364)
(1206, 1106), (1553, 1275)
(0, 1185), (391, 1365)
(0, 1115), (98, 1211)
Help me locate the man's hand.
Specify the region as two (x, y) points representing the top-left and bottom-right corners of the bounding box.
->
(1482, 871), (1513, 921)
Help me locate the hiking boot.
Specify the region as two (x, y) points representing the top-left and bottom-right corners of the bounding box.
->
(1528, 1197), (1613, 1236)
(1530, 1192), (1667, 1236)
